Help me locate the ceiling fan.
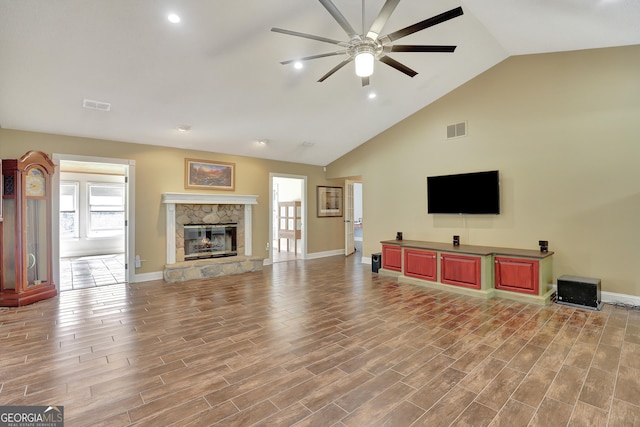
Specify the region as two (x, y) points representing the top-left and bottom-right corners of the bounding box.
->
(271, 0), (463, 86)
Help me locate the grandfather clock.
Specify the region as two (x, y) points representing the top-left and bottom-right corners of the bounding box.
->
(1, 150), (57, 306)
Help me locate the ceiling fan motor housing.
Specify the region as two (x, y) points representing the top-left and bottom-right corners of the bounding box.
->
(348, 39), (382, 59)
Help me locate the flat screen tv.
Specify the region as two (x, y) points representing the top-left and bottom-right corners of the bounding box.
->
(427, 170), (500, 214)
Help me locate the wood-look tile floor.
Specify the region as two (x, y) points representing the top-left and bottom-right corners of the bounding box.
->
(1, 255), (639, 426)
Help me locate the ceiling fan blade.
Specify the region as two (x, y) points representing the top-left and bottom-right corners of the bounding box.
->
(280, 51), (347, 65)
(318, 59), (352, 82)
(389, 45), (457, 53)
(271, 28), (347, 47)
(382, 6), (463, 43)
(366, 0), (401, 40)
(379, 55), (418, 77)
(318, 0), (357, 37)
(361, 76), (370, 87)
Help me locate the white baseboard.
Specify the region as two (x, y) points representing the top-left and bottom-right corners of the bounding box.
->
(601, 290), (640, 307)
(133, 271), (163, 283)
(305, 249), (344, 259)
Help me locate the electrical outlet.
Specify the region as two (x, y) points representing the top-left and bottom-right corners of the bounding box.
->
(266, 242), (270, 251)
(135, 255), (141, 268)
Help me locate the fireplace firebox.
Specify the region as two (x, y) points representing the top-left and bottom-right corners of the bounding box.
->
(184, 223), (237, 260)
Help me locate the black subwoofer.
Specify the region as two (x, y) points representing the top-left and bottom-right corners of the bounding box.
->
(557, 275), (603, 310)
(371, 253), (382, 273)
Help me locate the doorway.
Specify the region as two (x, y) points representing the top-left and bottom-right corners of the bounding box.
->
(353, 182), (363, 254)
(52, 154), (135, 291)
(270, 174), (306, 263)
(344, 179), (363, 258)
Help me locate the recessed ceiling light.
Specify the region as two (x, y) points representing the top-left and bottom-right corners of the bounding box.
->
(294, 62), (303, 70)
(177, 125), (191, 132)
(368, 92), (377, 99)
(168, 13), (181, 23)
(257, 139), (268, 145)
(302, 141), (315, 147)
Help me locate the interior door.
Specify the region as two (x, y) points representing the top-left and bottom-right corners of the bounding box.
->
(123, 166), (131, 283)
(345, 180), (355, 256)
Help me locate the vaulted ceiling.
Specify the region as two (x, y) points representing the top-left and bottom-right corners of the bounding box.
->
(1, 0), (639, 166)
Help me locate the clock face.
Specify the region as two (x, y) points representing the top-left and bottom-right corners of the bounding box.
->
(26, 168), (46, 197)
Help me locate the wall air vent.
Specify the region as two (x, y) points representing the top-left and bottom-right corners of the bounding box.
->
(447, 121), (467, 139)
(83, 99), (111, 111)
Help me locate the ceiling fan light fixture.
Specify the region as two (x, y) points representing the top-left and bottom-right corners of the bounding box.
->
(272, 3), (463, 84)
(355, 50), (374, 77)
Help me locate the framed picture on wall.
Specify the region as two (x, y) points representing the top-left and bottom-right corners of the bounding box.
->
(317, 186), (343, 217)
(185, 158), (235, 191)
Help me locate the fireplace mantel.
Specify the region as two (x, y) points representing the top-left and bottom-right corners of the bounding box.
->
(162, 193), (258, 264)
(161, 193), (258, 206)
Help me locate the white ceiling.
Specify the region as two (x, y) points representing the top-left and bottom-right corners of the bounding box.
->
(1, 0), (639, 166)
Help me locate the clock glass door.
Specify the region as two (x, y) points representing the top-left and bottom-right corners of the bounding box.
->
(25, 167), (49, 287)
(26, 198), (48, 286)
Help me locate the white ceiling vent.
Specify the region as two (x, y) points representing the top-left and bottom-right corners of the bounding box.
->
(447, 121), (467, 139)
(83, 99), (111, 111)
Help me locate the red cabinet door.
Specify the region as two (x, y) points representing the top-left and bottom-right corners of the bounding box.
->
(440, 253), (481, 289)
(404, 249), (437, 281)
(495, 256), (539, 294)
(382, 245), (402, 271)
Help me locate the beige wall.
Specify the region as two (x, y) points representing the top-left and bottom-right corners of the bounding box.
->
(3, 45), (638, 296)
(327, 45), (640, 296)
(0, 130), (346, 274)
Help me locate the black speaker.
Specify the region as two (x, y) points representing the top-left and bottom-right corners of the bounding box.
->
(557, 275), (603, 310)
(371, 253), (382, 273)
(539, 240), (549, 253)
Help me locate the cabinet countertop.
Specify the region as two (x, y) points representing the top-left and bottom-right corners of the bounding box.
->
(381, 240), (553, 259)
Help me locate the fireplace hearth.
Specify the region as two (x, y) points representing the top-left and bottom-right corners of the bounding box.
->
(184, 223), (237, 260)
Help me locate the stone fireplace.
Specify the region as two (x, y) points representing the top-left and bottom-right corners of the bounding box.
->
(161, 193), (262, 282)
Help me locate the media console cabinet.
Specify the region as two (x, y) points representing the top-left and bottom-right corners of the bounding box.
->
(380, 240), (555, 305)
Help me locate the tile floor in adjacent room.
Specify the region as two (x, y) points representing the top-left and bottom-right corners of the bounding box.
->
(59, 253), (126, 291)
(1, 255), (639, 426)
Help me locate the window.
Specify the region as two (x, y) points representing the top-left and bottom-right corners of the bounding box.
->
(88, 183), (125, 236)
(60, 181), (79, 238)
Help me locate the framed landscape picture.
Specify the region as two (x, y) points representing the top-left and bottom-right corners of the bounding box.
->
(317, 186), (343, 217)
(185, 158), (235, 191)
